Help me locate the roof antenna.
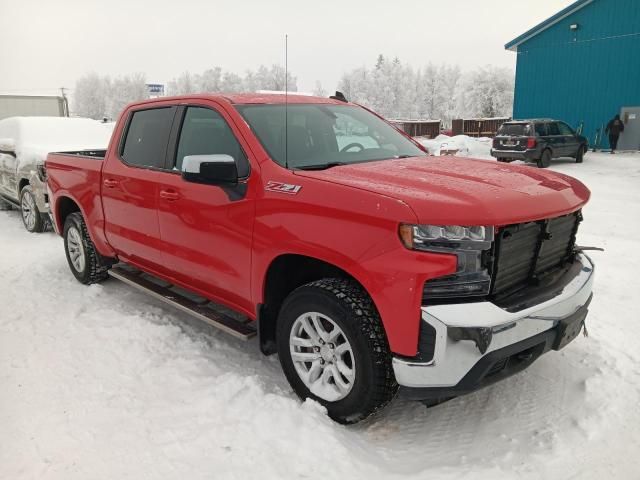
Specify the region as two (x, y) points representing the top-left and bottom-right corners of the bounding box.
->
(284, 33), (289, 170)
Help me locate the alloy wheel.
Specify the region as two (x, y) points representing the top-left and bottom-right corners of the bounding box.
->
(21, 192), (37, 231)
(66, 227), (86, 272)
(289, 312), (356, 402)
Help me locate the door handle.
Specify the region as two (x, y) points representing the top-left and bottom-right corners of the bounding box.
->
(103, 179), (119, 188)
(159, 189), (180, 201)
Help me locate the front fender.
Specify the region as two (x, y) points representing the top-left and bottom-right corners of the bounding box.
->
(250, 179), (457, 357)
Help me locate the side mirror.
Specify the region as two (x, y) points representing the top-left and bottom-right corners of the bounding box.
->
(181, 154), (238, 186)
(0, 138), (16, 156)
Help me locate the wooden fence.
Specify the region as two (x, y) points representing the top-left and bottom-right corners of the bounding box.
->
(390, 120), (441, 138)
(451, 117), (511, 138)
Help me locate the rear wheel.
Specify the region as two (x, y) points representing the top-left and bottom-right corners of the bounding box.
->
(63, 212), (112, 284)
(537, 149), (552, 168)
(20, 185), (46, 233)
(576, 145), (586, 163)
(276, 278), (397, 424)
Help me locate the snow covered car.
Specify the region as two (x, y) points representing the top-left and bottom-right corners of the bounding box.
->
(0, 117), (112, 232)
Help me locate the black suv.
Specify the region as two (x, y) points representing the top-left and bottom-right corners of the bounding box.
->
(491, 119), (588, 168)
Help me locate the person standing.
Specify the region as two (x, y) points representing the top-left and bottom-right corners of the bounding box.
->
(605, 114), (625, 154)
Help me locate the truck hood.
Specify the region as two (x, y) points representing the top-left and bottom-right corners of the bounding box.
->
(294, 157), (590, 225)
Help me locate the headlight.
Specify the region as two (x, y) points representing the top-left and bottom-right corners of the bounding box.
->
(399, 224), (494, 300)
(36, 164), (47, 182)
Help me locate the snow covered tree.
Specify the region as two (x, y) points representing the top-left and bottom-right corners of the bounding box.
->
(107, 73), (148, 120)
(313, 81), (326, 97)
(74, 72), (148, 120)
(72, 73), (110, 120)
(168, 72), (197, 95)
(458, 66), (514, 118)
(338, 57), (511, 123)
(168, 65), (297, 95)
(220, 72), (244, 93)
(197, 67), (223, 93)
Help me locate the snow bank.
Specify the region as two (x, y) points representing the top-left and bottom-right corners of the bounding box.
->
(1, 152), (640, 479)
(418, 134), (493, 159)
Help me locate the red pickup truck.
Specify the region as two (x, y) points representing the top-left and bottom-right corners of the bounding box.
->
(46, 93), (594, 423)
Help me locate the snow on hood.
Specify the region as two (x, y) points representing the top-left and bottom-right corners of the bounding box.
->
(295, 156), (590, 226)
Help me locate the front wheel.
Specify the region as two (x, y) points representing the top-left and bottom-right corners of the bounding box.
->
(576, 145), (586, 163)
(20, 185), (46, 232)
(63, 212), (112, 284)
(276, 278), (397, 423)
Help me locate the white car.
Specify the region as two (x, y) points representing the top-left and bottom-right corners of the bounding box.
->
(0, 117), (112, 232)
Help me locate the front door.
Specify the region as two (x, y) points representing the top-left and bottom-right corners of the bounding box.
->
(0, 121), (18, 200)
(558, 121), (579, 157)
(101, 106), (177, 273)
(0, 152), (13, 199)
(619, 107), (640, 150)
(546, 122), (565, 157)
(157, 104), (256, 313)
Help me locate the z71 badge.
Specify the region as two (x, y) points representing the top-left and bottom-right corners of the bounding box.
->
(265, 181), (302, 194)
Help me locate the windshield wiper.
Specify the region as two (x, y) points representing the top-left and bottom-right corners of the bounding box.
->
(295, 162), (347, 170)
(394, 154), (414, 159)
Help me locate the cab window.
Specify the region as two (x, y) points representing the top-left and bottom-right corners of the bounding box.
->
(121, 107), (176, 168)
(175, 107), (249, 177)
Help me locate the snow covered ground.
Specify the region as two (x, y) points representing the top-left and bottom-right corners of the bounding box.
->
(1, 152), (640, 480)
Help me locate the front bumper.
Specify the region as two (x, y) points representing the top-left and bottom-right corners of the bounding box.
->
(393, 253), (594, 398)
(28, 170), (50, 214)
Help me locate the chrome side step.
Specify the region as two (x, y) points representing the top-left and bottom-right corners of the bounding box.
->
(108, 265), (256, 340)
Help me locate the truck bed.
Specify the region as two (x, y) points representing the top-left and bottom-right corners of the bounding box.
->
(46, 150), (106, 239)
(50, 149), (107, 160)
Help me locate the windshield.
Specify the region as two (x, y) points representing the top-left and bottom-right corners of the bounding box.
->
(497, 123), (531, 136)
(235, 104), (426, 169)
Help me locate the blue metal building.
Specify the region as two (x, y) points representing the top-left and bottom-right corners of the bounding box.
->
(506, 0), (640, 150)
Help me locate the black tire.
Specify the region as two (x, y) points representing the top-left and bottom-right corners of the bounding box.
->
(537, 149), (552, 168)
(497, 158), (508, 163)
(63, 212), (112, 284)
(576, 145), (586, 163)
(276, 278), (397, 424)
(20, 185), (46, 233)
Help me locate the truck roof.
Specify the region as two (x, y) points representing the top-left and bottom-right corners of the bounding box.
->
(130, 93), (349, 108)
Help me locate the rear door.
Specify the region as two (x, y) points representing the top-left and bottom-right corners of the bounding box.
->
(156, 103), (256, 313)
(101, 106), (177, 273)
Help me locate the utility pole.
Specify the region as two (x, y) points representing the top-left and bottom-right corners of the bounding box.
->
(60, 87), (69, 117)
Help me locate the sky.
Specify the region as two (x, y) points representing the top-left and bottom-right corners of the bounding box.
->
(0, 0), (574, 95)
